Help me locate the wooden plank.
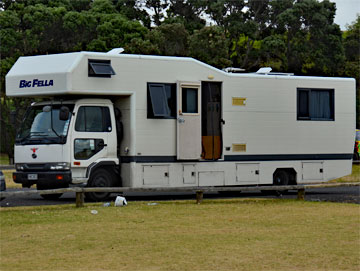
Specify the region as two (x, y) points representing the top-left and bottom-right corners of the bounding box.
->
(0, 182), (359, 198)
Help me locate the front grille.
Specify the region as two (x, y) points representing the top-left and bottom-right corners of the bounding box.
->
(23, 164), (48, 171)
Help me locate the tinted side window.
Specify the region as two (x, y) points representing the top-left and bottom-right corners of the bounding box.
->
(75, 106), (112, 132)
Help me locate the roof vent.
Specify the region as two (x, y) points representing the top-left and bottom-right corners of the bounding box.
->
(88, 59), (115, 78)
(256, 67), (272, 74)
(223, 67), (246, 73)
(107, 48), (124, 55)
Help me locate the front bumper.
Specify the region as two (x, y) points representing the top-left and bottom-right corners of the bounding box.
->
(13, 171), (71, 189)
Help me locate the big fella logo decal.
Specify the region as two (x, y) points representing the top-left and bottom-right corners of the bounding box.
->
(19, 79), (54, 88)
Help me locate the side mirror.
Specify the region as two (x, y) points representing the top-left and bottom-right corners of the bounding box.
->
(59, 106), (70, 121)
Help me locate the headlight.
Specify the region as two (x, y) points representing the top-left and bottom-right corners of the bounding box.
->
(15, 164), (25, 171)
(50, 162), (70, 171)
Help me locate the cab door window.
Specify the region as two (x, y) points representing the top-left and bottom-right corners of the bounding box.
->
(75, 106), (112, 132)
(74, 139), (105, 160)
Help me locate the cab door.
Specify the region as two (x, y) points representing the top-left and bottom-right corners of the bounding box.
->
(177, 82), (201, 160)
(71, 104), (113, 179)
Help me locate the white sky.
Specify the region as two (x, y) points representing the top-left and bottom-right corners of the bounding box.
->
(331, 0), (359, 29)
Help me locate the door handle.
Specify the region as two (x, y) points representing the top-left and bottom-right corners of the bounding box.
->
(178, 117), (185, 123)
(97, 142), (107, 148)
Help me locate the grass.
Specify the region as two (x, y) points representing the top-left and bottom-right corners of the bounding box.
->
(2, 170), (21, 189)
(0, 153), (9, 165)
(330, 164), (360, 183)
(0, 199), (359, 271)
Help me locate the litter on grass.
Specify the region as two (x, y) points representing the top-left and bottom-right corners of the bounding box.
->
(115, 196), (127, 207)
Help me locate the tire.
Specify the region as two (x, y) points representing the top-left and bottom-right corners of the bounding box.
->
(262, 170), (289, 196)
(273, 170), (289, 186)
(37, 184), (63, 200)
(85, 168), (114, 202)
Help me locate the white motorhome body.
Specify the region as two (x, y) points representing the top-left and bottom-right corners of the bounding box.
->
(6, 51), (356, 199)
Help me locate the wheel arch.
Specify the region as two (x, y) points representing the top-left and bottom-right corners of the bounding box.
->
(86, 161), (120, 186)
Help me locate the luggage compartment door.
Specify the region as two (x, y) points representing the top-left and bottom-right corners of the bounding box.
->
(177, 82), (201, 160)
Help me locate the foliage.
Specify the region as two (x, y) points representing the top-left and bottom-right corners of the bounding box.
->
(189, 26), (231, 68)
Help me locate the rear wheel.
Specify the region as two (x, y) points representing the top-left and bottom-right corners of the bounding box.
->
(262, 170), (289, 195)
(85, 168), (114, 202)
(273, 170), (289, 186)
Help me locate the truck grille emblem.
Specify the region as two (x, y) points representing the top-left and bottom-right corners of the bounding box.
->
(31, 148), (38, 159)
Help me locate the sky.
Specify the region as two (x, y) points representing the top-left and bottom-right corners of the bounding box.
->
(331, 0), (359, 29)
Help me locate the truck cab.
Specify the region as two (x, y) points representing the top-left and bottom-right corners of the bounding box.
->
(13, 98), (120, 200)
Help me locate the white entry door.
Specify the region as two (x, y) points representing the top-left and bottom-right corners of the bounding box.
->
(177, 82), (201, 160)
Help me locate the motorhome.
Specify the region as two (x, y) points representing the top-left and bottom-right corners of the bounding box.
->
(5, 49), (356, 201)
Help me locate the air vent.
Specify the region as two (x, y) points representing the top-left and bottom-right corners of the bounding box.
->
(232, 97), (246, 106)
(232, 144), (246, 152)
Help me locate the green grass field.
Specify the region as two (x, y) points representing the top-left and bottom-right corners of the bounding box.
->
(0, 153), (9, 165)
(0, 199), (359, 271)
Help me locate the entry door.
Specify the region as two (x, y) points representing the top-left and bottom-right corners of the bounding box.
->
(202, 82), (222, 160)
(177, 82), (201, 160)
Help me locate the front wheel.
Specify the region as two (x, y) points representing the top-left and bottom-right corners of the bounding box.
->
(85, 168), (114, 202)
(37, 185), (63, 200)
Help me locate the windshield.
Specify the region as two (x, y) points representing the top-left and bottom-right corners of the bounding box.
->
(16, 104), (74, 145)
(356, 131), (360, 141)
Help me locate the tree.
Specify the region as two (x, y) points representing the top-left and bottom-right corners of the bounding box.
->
(189, 26), (231, 68)
(148, 23), (189, 56)
(343, 16), (360, 128)
(145, 0), (169, 26)
(113, 0), (151, 28)
(166, 0), (205, 33)
(276, 0), (345, 75)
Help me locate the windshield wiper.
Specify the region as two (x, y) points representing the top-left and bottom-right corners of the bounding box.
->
(16, 132), (48, 143)
(29, 132), (48, 136)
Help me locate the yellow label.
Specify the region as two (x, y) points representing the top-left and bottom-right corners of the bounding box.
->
(232, 144), (246, 152)
(232, 97), (246, 106)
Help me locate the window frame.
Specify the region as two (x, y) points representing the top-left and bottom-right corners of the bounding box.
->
(297, 88), (335, 121)
(147, 83), (177, 119)
(181, 87), (199, 114)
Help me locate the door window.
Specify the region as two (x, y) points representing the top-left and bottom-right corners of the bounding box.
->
(74, 139), (105, 160)
(182, 88), (198, 113)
